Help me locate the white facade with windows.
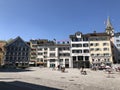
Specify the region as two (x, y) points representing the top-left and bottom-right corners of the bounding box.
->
(69, 32), (90, 68)
(47, 46), (59, 68)
(30, 39), (71, 68)
(47, 44), (71, 68)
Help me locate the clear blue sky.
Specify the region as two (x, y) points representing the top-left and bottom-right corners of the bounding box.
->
(0, 0), (120, 41)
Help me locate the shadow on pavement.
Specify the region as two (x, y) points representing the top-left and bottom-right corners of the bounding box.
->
(0, 81), (60, 90)
(0, 68), (34, 72)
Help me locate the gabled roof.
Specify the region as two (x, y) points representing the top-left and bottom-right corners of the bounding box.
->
(5, 36), (30, 48)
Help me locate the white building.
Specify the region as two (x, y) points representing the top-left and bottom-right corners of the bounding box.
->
(57, 44), (71, 68)
(30, 39), (71, 68)
(47, 42), (71, 68)
(69, 32), (90, 68)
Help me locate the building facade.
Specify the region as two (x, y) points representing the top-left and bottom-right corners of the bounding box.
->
(114, 32), (120, 63)
(89, 32), (113, 67)
(29, 39), (71, 68)
(29, 39), (55, 66)
(57, 44), (71, 68)
(4, 37), (30, 67)
(0, 41), (6, 66)
(69, 32), (90, 68)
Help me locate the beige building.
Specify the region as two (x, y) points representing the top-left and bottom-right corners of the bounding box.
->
(89, 32), (113, 66)
(0, 41), (6, 66)
(29, 39), (50, 66)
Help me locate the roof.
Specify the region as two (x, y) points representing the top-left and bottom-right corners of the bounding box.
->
(5, 36), (30, 48)
(69, 32), (85, 38)
(70, 31), (110, 38)
(56, 44), (70, 47)
(85, 32), (110, 37)
(114, 32), (120, 36)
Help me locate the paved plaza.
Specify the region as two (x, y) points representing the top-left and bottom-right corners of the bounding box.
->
(0, 67), (120, 90)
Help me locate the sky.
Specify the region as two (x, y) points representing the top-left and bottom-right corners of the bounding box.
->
(0, 0), (120, 41)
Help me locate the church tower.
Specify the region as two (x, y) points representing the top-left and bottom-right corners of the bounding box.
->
(105, 16), (114, 36)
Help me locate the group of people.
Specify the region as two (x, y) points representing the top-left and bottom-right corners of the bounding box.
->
(52, 65), (66, 72)
(80, 66), (87, 75)
(91, 64), (120, 74)
(58, 65), (65, 72)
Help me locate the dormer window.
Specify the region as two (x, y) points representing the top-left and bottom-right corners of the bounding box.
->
(75, 32), (82, 38)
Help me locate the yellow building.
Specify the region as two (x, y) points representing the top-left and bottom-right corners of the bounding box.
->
(89, 32), (113, 66)
(0, 41), (6, 66)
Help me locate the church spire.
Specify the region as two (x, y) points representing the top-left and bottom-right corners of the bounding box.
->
(105, 16), (114, 36)
(106, 16), (113, 29)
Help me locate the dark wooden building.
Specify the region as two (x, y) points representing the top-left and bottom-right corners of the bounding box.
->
(4, 37), (30, 67)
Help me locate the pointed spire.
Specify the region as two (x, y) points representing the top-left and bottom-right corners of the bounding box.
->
(106, 16), (113, 29)
(105, 16), (114, 36)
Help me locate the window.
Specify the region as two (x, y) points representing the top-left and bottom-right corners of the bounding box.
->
(95, 48), (100, 51)
(59, 48), (62, 51)
(75, 38), (81, 41)
(59, 59), (63, 64)
(59, 59), (63, 62)
(117, 44), (120, 47)
(72, 44), (75, 47)
(90, 48), (94, 51)
(31, 41), (37, 44)
(44, 48), (47, 50)
(116, 40), (120, 42)
(72, 50), (82, 53)
(50, 59), (55, 62)
(97, 54), (100, 56)
(95, 43), (99, 46)
(73, 56), (76, 61)
(85, 56), (89, 60)
(50, 53), (55, 57)
(64, 53), (70, 56)
(44, 52), (47, 54)
(72, 38), (76, 41)
(78, 44), (82, 47)
(104, 53), (110, 56)
(90, 43), (94, 46)
(50, 48), (55, 51)
(38, 53), (43, 55)
(44, 56), (47, 58)
(72, 44), (82, 47)
(83, 43), (88, 47)
(103, 48), (109, 51)
(38, 48), (42, 51)
(83, 37), (88, 41)
(91, 54), (94, 56)
(84, 49), (89, 53)
(78, 56), (83, 60)
(65, 59), (69, 63)
(103, 43), (109, 46)
(72, 50), (75, 53)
